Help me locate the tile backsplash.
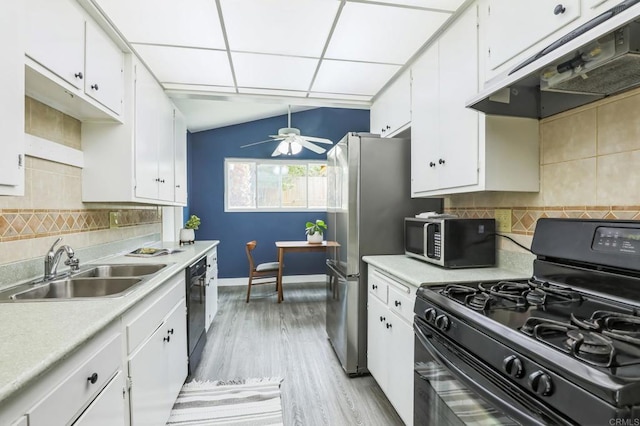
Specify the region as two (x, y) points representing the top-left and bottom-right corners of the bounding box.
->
(445, 86), (640, 252)
(0, 98), (160, 270)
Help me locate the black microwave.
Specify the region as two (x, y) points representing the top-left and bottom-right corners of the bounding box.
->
(404, 217), (496, 268)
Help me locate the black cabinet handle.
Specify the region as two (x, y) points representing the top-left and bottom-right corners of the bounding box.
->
(394, 300), (401, 307)
(372, 284), (377, 290)
(167, 328), (174, 335)
(438, 158), (445, 165)
(386, 323), (392, 329)
(386, 125), (391, 129)
(429, 162), (436, 167)
(87, 373), (98, 384)
(75, 72), (83, 79)
(379, 316), (386, 322)
(163, 336), (171, 342)
(381, 128), (385, 133)
(91, 83), (99, 91)
(554, 4), (565, 15)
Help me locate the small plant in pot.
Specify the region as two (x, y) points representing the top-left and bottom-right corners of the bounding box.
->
(305, 219), (327, 244)
(179, 215), (201, 245)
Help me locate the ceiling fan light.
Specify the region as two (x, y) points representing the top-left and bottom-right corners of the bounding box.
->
(277, 141), (289, 155)
(290, 141), (302, 155)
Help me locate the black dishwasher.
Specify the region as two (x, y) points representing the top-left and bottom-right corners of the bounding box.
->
(186, 256), (207, 375)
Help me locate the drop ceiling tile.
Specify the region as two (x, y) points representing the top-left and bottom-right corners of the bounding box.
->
(326, 2), (451, 64)
(312, 60), (401, 95)
(232, 52), (318, 91)
(238, 88), (308, 97)
(94, 0), (225, 48)
(134, 45), (234, 86)
(221, 0), (339, 57)
(353, 0), (466, 11)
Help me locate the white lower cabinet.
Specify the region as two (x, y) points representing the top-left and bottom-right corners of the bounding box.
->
(125, 274), (188, 426)
(367, 267), (415, 426)
(205, 247), (219, 331)
(0, 323), (126, 426)
(73, 371), (126, 426)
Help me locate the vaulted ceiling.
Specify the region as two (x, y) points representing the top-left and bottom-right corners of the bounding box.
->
(93, 0), (468, 131)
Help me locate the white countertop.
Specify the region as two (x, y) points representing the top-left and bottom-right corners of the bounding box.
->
(0, 240), (219, 406)
(362, 255), (531, 287)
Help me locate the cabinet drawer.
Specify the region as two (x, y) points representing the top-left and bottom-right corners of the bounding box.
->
(126, 274), (185, 353)
(368, 270), (388, 303)
(388, 284), (415, 324)
(28, 333), (122, 425)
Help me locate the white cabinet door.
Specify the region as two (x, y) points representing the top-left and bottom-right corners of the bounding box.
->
(129, 299), (187, 426)
(0, 1), (24, 192)
(437, 3), (479, 190)
(135, 64), (161, 200)
(386, 316), (414, 426)
(72, 372), (126, 426)
(85, 22), (123, 115)
(205, 248), (218, 331)
(165, 299), (188, 402)
(158, 97), (176, 202)
(367, 294), (388, 388)
(486, 0), (581, 70)
(174, 108), (188, 204)
(411, 42), (440, 194)
(370, 70), (411, 137)
(26, 0), (85, 89)
(129, 320), (169, 426)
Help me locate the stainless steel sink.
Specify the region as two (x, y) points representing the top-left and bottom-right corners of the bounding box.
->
(0, 262), (172, 301)
(73, 263), (167, 278)
(9, 278), (143, 300)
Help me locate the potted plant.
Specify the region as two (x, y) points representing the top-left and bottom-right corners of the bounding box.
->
(305, 219), (327, 244)
(179, 215), (201, 245)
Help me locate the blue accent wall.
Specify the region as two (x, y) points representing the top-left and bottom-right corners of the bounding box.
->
(188, 107), (370, 278)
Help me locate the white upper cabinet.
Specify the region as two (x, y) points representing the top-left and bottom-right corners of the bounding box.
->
(82, 57), (188, 206)
(370, 70), (411, 137)
(0, 1), (25, 195)
(85, 21), (124, 114)
(411, 4), (479, 195)
(174, 109), (188, 205)
(485, 0), (581, 72)
(26, 0), (85, 90)
(135, 63), (177, 202)
(411, 2), (540, 197)
(25, 0), (123, 120)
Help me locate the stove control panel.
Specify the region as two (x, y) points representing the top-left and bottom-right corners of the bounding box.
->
(593, 226), (640, 255)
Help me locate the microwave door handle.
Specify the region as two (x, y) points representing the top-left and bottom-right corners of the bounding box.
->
(424, 223), (435, 258)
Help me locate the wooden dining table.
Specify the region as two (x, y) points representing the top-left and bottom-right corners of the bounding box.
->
(275, 240), (340, 303)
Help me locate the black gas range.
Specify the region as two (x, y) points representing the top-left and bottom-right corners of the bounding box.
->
(413, 219), (640, 425)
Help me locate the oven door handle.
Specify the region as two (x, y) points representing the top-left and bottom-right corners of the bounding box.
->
(413, 321), (568, 426)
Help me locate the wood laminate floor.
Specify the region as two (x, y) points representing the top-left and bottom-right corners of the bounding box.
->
(193, 281), (405, 426)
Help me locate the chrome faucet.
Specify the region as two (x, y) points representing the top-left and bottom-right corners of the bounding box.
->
(44, 237), (80, 280)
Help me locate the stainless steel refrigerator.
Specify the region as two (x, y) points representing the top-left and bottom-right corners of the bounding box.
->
(325, 132), (442, 375)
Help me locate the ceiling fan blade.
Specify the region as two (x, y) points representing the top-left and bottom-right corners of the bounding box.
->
(240, 137), (283, 148)
(271, 146), (282, 157)
(300, 135), (333, 144)
(297, 139), (326, 154)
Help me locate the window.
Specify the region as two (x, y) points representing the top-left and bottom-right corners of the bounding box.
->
(225, 158), (327, 211)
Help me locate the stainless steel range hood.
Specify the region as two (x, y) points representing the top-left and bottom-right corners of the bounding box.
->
(467, 0), (640, 119)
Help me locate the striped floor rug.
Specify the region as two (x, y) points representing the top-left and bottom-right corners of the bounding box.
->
(166, 377), (284, 426)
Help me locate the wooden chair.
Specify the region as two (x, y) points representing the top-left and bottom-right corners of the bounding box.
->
(245, 240), (280, 303)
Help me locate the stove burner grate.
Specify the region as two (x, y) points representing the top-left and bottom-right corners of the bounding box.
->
(521, 317), (617, 367)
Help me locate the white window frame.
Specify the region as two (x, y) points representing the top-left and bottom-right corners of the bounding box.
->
(224, 157), (328, 213)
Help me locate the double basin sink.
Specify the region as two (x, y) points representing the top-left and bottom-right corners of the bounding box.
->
(0, 263), (168, 301)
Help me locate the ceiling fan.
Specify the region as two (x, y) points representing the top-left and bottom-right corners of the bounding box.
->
(240, 106), (333, 157)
